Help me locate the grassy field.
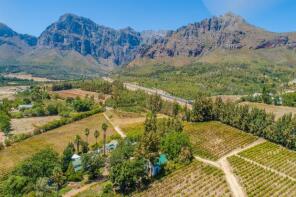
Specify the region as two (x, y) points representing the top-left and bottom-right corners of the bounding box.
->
(238, 142), (296, 179)
(11, 116), (61, 134)
(134, 161), (232, 197)
(240, 102), (296, 120)
(105, 109), (147, 127)
(228, 156), (296, 197)
(0, 113), (116, 179)
(184, 121), (257, 160)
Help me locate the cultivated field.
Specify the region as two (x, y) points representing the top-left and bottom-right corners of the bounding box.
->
(240, 101), (296, 119)
(4, 73), (55, 82)
(0, 86), (28, 100)
(54, 89), (109, 103)
(135, 161), (232, 197)
(11, 116), (61, 134)
(238, 142), (296, 179)
(0, 113), (115, 179)
(229, 156), (296, 196)
(184, 121), (257, 160)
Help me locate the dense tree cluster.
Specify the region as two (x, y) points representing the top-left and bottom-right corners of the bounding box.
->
(190, 96), (296, 150)
(51, 82), (73, 91)
(1, 149), (62, 197)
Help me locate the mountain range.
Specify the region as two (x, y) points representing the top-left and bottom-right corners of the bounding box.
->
(1, 13), (296, 78)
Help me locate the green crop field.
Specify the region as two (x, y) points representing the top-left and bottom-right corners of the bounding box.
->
(184, 121), (257, 160)
(228, 156), (296, 197)
(134, 161), (232, 197)
(238, 142), (296, 179)
(0, 113), (116, 179)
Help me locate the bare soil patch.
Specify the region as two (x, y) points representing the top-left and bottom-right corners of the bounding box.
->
(4, 73), (56, 82)
(0, 86), (28, 100)
(11, 116), (61, 134)
(54, 89), (110, 103)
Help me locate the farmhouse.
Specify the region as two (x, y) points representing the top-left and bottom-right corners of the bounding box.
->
(71, 154), (82, 172)
(18, 104), (33, 110)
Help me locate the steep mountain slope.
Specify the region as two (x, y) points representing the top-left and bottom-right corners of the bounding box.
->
(38, 14), (142, 66)
(134, 13), (296, 65)
(0, 23), (37, 64)
(1, 13), (296, 80)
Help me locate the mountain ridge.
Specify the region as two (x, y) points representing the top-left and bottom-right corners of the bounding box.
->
(1, 12), (296, 77)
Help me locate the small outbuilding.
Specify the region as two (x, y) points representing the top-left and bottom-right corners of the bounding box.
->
(71, 154), (82, 172)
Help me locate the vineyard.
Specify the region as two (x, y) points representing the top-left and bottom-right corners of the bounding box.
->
(228, 156), (296, 197)
(238, 142), (296, 179)
(184, 121), (257, 160)
(0, 114), (115, 179)
(134, 161), (232, 197)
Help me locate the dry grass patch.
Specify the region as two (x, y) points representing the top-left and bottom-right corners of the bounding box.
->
(54, 89), (107, 103)
(184, 121), (257, 160)
(11, 116), (61, 134)
(134, 161), (232, 197)
(0, 113), (115, 179)
(240, 102), (296, 120)
(0, 86), (28, 100)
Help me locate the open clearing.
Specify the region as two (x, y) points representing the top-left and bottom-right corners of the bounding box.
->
(240, 101), (296, 119)
(134, 160), (232, 197)
(0, 86), (28, 100)
(184, 121), (257, 160)
(11, 116), (61, 134)
(4, 73), (56, 82)
(0, 113), (115, 179)
(54, 89), (108, 103)
(211, 95), (242, 103)
(105, 109), (147, 127)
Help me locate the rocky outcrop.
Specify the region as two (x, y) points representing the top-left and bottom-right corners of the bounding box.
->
(0, 23), (37, 47)
(38, 14), (141, 66)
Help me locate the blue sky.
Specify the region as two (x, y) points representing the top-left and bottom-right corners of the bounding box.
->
(0, 0), (295, 36)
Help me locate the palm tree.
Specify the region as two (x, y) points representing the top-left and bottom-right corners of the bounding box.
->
(84, 128), (90, 143)
(74, 135), (81, 153)
(102, 123), (108, 155)
(94, 130), (99, 146)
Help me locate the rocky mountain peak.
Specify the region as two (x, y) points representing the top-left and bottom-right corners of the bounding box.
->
(0, 23), (17, 37)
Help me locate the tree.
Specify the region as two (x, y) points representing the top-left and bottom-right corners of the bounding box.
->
(172, 101), (180, 117)
(102, 123), (108, 155)
(3, 175), (29, 197)
(110, 140), (135, 167)
(148, 94), (162, 113)
(0, 111), (11, 136)
(191, 96), (213, 122)
(35, 177), (55, 197)
(61, 143), (75, 172)
(74, 135), (81, 153)
(51, 167), (66, 192)
(94, 130), (99, 145)
(262, 86), (272, 104)
(144, 112), (157, 133)
(81, 153), (105, 180)
(81, 140), (89, 153)
(160, 132), (192, 164)
(110, 158), (147, 194)
(84, 128), (90, 143)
